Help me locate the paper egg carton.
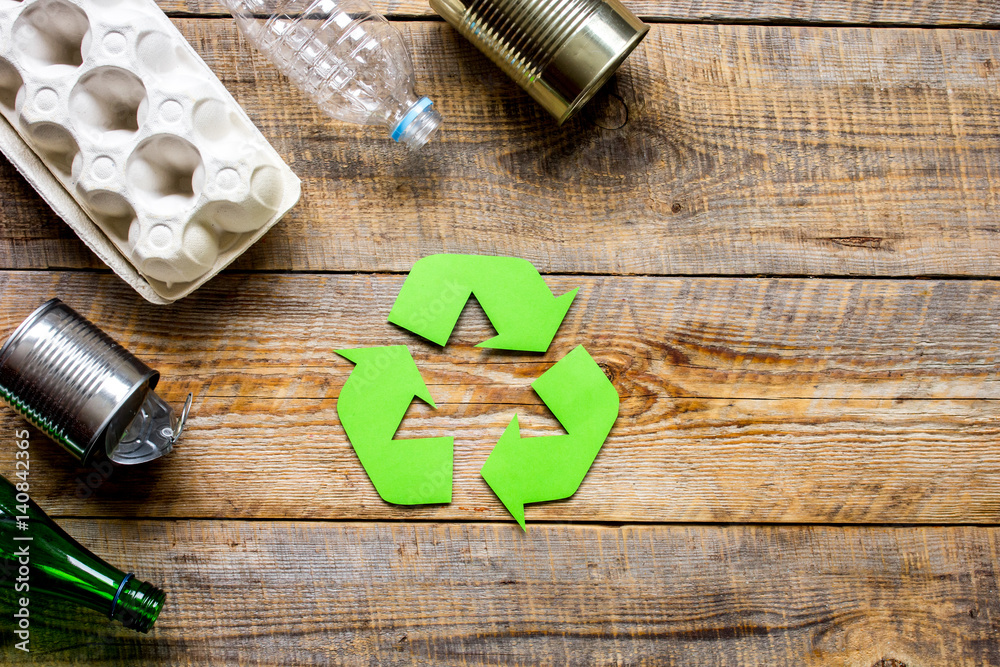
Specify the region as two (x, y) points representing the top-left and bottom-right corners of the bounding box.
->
(0, 0), (300, 303)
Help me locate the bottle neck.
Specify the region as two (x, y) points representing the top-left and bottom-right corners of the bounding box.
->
(386, 96), (442, 149)
(111, 574), (166, 633)
(0, 475), (166, 633)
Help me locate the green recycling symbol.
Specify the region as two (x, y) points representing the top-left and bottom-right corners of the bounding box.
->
(336, 254), (620, 530)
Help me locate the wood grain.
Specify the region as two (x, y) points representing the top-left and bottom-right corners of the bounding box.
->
(156, 0), (1000, 25)
(2, 521), (998, 666)
(0, 4), (997, 665)
(0, 271), (996, 524)
(2, 22), (999, 277)
(1, 272), (996, 402)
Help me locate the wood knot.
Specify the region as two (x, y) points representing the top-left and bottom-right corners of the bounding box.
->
(828, 236), (884, 249)
(671, 201), (683, 214)
(597, 361), (618, 383)
(872, 660), (907, 667)
(587, 92), (629, 130)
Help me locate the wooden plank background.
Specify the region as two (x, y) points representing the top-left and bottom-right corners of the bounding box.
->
(3, 22), (999, 276)
(0, 271), (998, 525)
(1, 0), (999, 664)
(4, 522), (1000, 666)
(157, 0), (1000, 24)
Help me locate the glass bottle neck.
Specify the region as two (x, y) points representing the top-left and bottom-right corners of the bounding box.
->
(112, 574), (166, 632)
(0, 475), (165, 633)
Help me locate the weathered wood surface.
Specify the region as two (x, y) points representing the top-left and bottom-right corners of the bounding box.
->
(2, 22), (1000, 277)
(158, 0), (1000, 25)
(2, 521), (998, 666)
(0, 271), (996, 524)
(1, 2), (999, 664)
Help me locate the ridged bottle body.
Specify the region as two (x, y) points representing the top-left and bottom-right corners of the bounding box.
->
(0, 474), (164, 632)
(222, 0), (441, 147)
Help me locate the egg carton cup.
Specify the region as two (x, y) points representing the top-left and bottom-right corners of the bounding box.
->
(0, 0), (300, 303)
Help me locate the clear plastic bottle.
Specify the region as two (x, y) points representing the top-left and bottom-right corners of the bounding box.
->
(222, 0), (442, 149)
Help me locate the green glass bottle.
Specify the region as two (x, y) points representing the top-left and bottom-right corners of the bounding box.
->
(0, 472), (165, 633)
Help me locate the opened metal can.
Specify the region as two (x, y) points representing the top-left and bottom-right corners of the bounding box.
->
(431, 0), (649, 122)
(0, 299), (190, 465)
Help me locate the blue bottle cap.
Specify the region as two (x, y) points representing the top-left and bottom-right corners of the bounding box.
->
(392, 97), (435, 142)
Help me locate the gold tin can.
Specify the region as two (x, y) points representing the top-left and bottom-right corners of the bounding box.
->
(431, 0), (649, 123)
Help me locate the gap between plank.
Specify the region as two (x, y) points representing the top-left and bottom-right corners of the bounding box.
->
(11, 268), (1000, 282)
(43, 516), (1000, 528)
(169, 11), (1000, 29)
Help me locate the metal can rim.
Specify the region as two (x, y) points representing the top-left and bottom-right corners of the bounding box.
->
(0, 298), (64, 369)
(555, 20), (649, 124)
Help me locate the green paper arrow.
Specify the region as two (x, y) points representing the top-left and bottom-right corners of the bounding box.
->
(336, 346), (453, 505)
(388, 254), (578, 352)
(480, 345), (619, 530)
